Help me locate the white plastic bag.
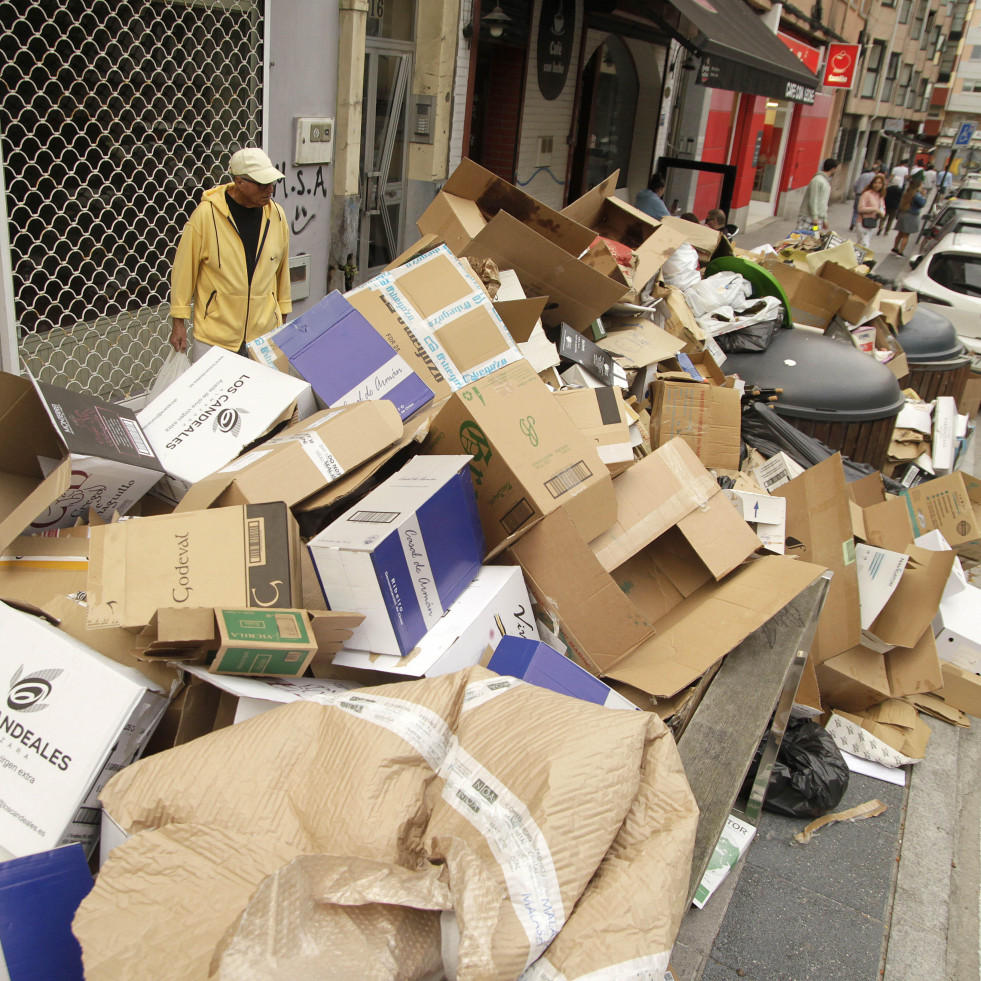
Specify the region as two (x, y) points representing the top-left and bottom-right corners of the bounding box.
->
(147, 348), (192, 405)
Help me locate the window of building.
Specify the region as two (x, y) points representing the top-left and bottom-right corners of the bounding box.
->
(907, 71), (919, 107)
(963, 78), (981, 92)
(918, 77), (930, 111)
(922, 12), (936, 49)
(899, 0), (912, 24)
(973, 44), (981, 59)
(861, 40), (885, 99)
(896, 63), (913, 105)
(883, 51), (900, 101)
(911, 0), (926, 39)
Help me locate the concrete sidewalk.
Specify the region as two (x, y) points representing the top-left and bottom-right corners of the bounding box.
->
(668, 202), (981, 981)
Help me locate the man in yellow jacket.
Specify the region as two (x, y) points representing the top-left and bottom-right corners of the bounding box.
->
(169, 148), (291, 359)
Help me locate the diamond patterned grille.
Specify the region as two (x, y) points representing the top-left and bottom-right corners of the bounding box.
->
(0, 0), (264, 399)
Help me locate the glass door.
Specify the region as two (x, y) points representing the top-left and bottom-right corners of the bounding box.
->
(359, 42), (411, 277)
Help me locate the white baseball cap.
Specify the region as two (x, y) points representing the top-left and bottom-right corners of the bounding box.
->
(229, 147), (285, 184)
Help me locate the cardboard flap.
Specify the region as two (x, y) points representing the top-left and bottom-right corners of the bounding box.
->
(676, 494), (763, 580)
(508, 508), (655, 676)
(606, 555), (828, 698)
(492, 297), (549, 344)
(595, 319), (685, 368)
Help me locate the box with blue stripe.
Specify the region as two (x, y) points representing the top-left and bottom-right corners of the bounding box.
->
(308, 455), (484, 655)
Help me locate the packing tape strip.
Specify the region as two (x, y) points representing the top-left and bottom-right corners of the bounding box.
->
(660, 438), (714, 512)
(331, 688), (565, 961)
(520, 951), (672, 981)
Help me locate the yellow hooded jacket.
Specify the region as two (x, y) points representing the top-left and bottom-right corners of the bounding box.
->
(170, 184), (292, 350)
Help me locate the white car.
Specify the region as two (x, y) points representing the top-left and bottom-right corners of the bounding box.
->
(898, 232), (981, 345)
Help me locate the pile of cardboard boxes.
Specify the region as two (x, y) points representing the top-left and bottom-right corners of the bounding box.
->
(2, 160), (981, 980)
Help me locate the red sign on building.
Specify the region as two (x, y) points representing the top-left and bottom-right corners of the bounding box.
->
(822, 43), (862, 89)
(777, 32), (821, 75)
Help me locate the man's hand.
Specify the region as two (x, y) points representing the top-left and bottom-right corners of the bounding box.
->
(170, 319), (188, 353)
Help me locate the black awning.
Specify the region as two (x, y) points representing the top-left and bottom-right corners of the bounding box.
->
(666, 0), (820, 104)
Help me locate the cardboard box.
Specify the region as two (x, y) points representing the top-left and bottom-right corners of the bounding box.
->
(817, 630), (943, 713)
(137, 346), (311, 504)
(0, 372), (72, 550)
(422, 359), (617, 550)
(86, 502), (302, 629)
(561, 182), (692, 291)
(556, 324), (626, 387)
(0, 600), (169, 858)
(28, 378), (165, 530)
(651, 284), (706, 347)
(865, 472), (981, 548)
(175, 401), (402, 512)
(958, 372), (981, 418)
(650, 378), (741, 470)
(553, 387), (633, 472)
(934, 583), (981, 672)
(245, 327), (319, 420)
(803, 241), (860, 273)
(136, 607), (362, 678)
(725, 490), (786, 553)
(768, 454), (862, 663)
(488, 635), (638, 709)
(659, 350), (727, 386)
(936, 661), (981, 717)
(0, 534), (89, 609)
(817, 261), (882, 326)
(932, 395), (958, 474)
(273, 291), (434, 419)
(877, 289), (918, 329)
(761, 260), (848, 330)
(308, 455), (484, 656)
(346, 245), (523, 400)
(0, 843), (93, 981)
(594, 317), (685, 369)
(332, 565), (537, 677)
(754, 452), (805, 492)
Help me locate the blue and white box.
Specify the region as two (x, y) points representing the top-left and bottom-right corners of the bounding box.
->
(308, 455), (485, 655)
(488, 636), (639, 710)
(275, 290), (435, 420)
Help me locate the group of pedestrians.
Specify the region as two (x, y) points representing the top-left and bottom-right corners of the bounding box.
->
(847, 158), (954, 255)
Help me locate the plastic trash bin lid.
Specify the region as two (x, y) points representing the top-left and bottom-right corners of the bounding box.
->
(704, 256), (793, 328)
(724, 330), (905, 422)
(894, 306), (965, 362)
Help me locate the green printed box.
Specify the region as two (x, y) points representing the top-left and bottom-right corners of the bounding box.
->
(209, 609), (317, 678)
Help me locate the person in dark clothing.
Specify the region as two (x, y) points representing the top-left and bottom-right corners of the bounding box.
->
(880, 182), (904, 236)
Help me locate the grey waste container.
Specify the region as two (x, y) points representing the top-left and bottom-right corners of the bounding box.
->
(725, 329), (905, 470)
(894, 306), (971, 407)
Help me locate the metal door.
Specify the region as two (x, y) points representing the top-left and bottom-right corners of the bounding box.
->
(359, 43), (412, 278)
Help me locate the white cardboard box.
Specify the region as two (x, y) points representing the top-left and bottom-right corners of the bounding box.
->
(137, 345), (312, 503)
(725, 490), (787, 554)
(332, 565), (538, 677)
(0, 601), (169, 859)
(934, 584), (981, 673)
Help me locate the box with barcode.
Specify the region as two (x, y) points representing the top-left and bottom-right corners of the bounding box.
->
(86, 502), (302, 630)
(308, 455), (484, 656)
(25, 375), (166, 531)
(422, 359), (617, 549)
(209, 609), (319, 677)
(176, 401), (403, 512)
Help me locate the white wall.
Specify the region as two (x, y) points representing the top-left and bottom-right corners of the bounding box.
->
(268, 0), (340, 314)
(513, 0), (585, 209)
(448, 0), (474, 174)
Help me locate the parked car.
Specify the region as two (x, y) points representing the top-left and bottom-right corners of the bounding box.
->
(954, 174), (981, 200)
(897, 232), (981, 344)
(919, 216), (981, 256)
(916, 198), (981, 249)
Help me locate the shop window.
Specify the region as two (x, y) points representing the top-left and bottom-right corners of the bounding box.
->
(366, 0), (415, 41)
(569, 36), (639, 196)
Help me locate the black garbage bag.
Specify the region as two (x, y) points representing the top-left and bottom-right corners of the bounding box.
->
(763, 719), (850, 818)
(716, 316), (781, 354)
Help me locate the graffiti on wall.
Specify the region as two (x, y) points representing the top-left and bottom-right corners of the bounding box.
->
(276, 162), (329, 236)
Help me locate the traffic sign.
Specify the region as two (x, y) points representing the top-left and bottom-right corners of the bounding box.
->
(954, 122), (975, 147)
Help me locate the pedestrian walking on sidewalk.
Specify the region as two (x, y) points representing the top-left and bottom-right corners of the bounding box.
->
(892, 173), (926, 256)
(880, 181), (904, 236)
(850, 163), (877, 231)
(797, 158), (838, 233)
(857, 174), (886, 248)
(169, 147), (292, 361)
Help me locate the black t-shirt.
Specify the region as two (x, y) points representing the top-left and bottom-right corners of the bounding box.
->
(225, 190), (263, 284)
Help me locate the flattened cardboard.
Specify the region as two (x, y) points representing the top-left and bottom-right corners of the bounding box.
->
(650, 378), (741, 470)
(175, 401), (402, 512)
(0, 371), (72, 551)
(346, 246), (522, 397)
(595, 318), (685, 368)
(86, 502), (301, 630)
(137, 346), (311, 504)
(937, 661), (981, 718)
(423, 360), (617, 550)
(761, 260), (848, 330)
(333, 565), (537, 678)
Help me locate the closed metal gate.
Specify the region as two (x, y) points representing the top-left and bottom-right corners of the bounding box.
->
(0, 0), (264, 400)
